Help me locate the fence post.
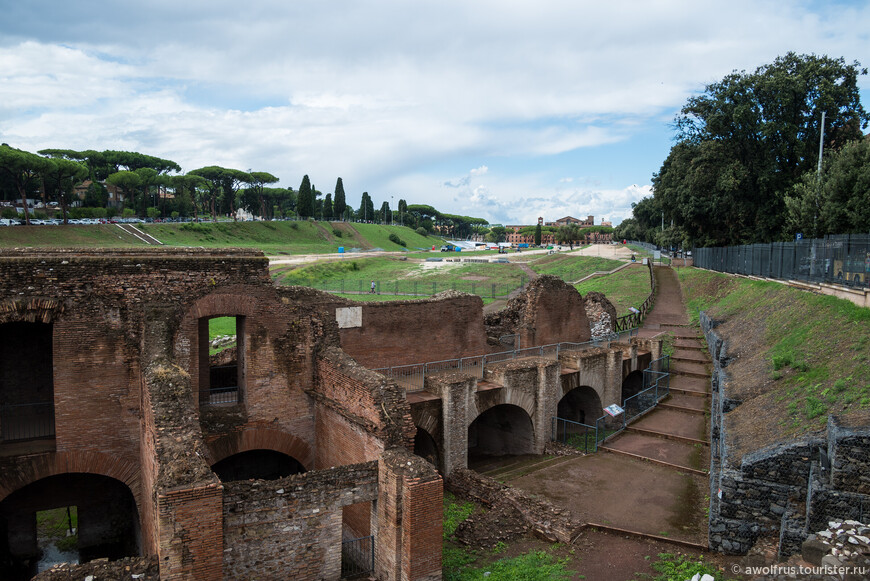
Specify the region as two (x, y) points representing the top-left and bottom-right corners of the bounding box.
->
(491, 283), (495, 298)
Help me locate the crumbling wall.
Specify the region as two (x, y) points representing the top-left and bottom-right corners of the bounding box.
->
(584, 291), (618, 338)
(222, 462), (378, 580)
(484, 275), (591, 348)
(337, 291), (487, 368)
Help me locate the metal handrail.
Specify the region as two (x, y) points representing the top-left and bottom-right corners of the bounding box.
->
(376, 328), (639, 392)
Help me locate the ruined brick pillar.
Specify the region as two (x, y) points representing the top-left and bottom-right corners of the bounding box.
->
(603, 348), (624, 407)
(533, 360), (561, 452)
(425, 373), (474, 476)
(376, 449), (443, 581)
(157, 484), (224, 580)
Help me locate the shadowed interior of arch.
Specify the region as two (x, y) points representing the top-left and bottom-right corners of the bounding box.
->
(621, 370), (645, 405)
(467, 404), (535, 466)
(413, 426), (440, 469)
(211, 449), (306, 482)
(557, 385), (603, 426)
(0, 473), (140, 581)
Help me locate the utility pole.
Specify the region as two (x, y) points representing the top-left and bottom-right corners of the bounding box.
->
(813, 111), (826, 238)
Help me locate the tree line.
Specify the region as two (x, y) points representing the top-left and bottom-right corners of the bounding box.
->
(0, 145), (486, 231)
(614, 53), (870, 249)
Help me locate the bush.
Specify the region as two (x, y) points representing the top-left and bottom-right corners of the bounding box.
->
(332, 228), (343, 238)
(415, 227), (428, 236)
(1, 207), (18, 219)
(389, 232), (407, 247)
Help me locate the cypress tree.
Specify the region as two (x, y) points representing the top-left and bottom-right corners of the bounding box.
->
(297, 175), (313, 218)
(333, 177), (346, 220)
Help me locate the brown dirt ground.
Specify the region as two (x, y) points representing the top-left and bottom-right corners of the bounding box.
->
(508, 453), (708, 543)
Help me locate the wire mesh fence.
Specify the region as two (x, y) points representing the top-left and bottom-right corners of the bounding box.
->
(693, 233), (870, 288)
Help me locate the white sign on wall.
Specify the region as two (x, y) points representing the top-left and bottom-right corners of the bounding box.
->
(336, 307), (363, 329)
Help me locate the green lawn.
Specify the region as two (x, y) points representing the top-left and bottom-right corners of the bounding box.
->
(529, 254), (623, 282)
(0, 224), (148, 247)
(573, 264), (653, 316)
(273, 256), (529, 298)
(0, 220), (445, 254)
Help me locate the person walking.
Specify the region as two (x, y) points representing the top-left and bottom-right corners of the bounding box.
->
(370, 280), (376, 294)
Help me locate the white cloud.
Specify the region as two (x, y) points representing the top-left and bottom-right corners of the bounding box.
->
(0, 0), (867, 222)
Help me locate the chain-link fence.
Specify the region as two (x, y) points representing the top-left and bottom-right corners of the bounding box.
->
(693, 233), (870, 288)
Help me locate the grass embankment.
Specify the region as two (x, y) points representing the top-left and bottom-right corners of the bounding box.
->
(574, 264), (653, 316)
(678, 268), (870, 455)
(0, 224), (147, 247)
(272, 256), (529, 297)
(0, 220), (443, 254)
(529, 254), (623, 282)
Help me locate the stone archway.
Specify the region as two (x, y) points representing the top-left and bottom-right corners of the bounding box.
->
(557, 386), (603, 426)
(621, 370), (644, 405)
(467, 404), (535, 459)
(413, 426), (441, 469)
(0, 472), (140, 580)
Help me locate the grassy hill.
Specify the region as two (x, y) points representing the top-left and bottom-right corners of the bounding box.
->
(0, 220), (444, 254)
(677, 267), (870, 459)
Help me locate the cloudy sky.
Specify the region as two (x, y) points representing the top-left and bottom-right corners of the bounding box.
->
(1, 1), (868, 226)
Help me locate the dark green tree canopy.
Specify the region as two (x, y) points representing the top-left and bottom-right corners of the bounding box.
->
(785, 136), (870, 236)
(646, 53), (868, 247)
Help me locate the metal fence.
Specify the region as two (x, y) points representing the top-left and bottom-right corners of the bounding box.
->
(614, 261), (656, 332)
(0, 402), (55, 441)
(341, 535), (374, 578)
(548, 354), (671, 453)
(308, 277), (527, 299)
(693, 233), (870, 288)
(374, 330), (638, 393)
(551, 417), (596, 453)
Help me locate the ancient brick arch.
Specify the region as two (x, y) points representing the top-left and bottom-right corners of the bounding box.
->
(206, 426), (314, 470)
(0, 450), (141, 510)
(471, 385), (536, 424)
(0, 297), (64, 325)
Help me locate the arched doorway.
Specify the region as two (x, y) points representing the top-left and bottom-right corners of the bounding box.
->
(0, 474), (140, 580)
(621, 370), (644, 405)
(468, 404), (535, 464)
(211, 449), (306, 482)
(413, 427), (440, 469)
(557, 386), (603, 426)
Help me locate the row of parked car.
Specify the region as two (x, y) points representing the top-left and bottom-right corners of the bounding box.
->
(0, 216), (198, 226)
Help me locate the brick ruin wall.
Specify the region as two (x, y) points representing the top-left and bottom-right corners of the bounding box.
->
(337, 293), (488, 368)
(702, 311), (870, 557)
(222, 462), (378, 581)
(0, 249), (442, 581)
